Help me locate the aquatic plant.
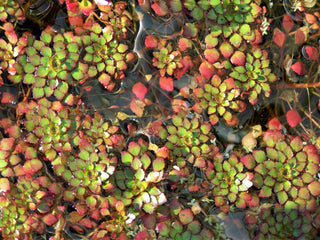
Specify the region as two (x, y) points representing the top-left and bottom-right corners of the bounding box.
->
(241, 118), (320, 206)
(255, 202), (317, 239)
(192, 74), (246, 126)
(207, 153), (259, 213)
(0, 0), (320, 239)
(158, 111), (214, 168)
(0, 0), (24, 22)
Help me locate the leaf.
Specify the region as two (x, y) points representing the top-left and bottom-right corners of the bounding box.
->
(273, 28), (285, 48)
(178, 38), (192, 51)
(79, 0), (92, 16)
(0, 178), (10, 192)
(199, 61), (214, 79)
(145, 35), (158, 48)
(286, 109), (301, 127)
(295, 28), (306, 45)
(290, 61), (306, 75)
(282, 14), (294, 34)
(42, 213), (58, 225)
(159, 77), (173, 91)
(267, 117), (282, 130)
(204, 48), (219, 63)
(151, 2), (168, 16)
(308, 181), (320, 196)
(219, 41), (234, 58)
(130, 99), (145, 117)
(179, 208), (193, 225)
(303, 46), (319, 61)
(132, 82), (148, 100)
(1, 92), (15, 104)
(230, 51), (246, 66)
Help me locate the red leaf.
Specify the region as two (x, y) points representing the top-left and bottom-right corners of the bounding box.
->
(145, 35), (158, 48)
(268, 117), (282, 130)
(305, 13), (316, 24)
(282, 14), (294, 34)
(178, 38), (192, 51)
(98, 73), (114, 91)
(136, 230), (153, 240)
(273, 28), (285, 48)
(1, 92), (15, 104)
(132, 82), (148, 100)
(304, 46), (319, 61)
(42, 214), (58, 226)
(159, 77), (173, 91)
(156, 146), (169, 158)
(199, 61), (214, 79)
(68, 15), (83, 27)
(230, 51), (246, 66)
(204, 48), (220, 63)
(295, 29), (306, 45)
(151, 2), (168, 16)
(66, 0), (79, 12)
(172, 99), (188, 113)
(291, 61), (306, 75)
(286, 109), (301, 127)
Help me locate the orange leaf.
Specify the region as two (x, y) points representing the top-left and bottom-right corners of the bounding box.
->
(159, 77), (173, 91)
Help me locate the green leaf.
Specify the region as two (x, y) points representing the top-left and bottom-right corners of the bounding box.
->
(33, 88), (44, 99)
(259, 186), (272, 198)
(122, 152), (133, 165)
(41, 31), (52, 44)
(23, 74), (35, 84)
(191, 7), (203, 20)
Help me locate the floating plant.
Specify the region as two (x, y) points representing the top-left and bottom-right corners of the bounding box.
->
(0, 0), (320, 239)
(241, 118), (320, 206)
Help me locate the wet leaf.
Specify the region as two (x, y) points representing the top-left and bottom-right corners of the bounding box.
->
(308, 181), (320, 196)
(145, 35), (158, 48)
(130, 99), (145, 117)
(159, 77), (173, 91)
(273, 28), (285, 48)
(179, 208), (193, 225)
(282, 14), (294, 34)
(151, 2), (169, 16)
(230, 51), (246, 66)
(290, 61), (306, 75)
(199, 61), (214, 79)
(42, 213), (58, 226)
(303, 46), (319, 61)
(295, 28), (306, 45)
(0, 178), (10, 192)
(132, 82), (148, 100)
(286, 109), (301, 127)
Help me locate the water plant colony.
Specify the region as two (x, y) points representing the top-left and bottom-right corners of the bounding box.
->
(0, 0), (320, 239)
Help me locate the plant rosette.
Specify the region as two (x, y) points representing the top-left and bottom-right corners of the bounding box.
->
(18, 98), (81, 161)
(241, 118), (320, 207)
(206, 153), (259, 213)
(51, 138), (118, 201)
(145, 36), (183, 78)
(255, 202), (317, 239)
(95, 1), (133, 41)
(192, 74), (246, 126)
(158, 111), (216, 169)
(110, 138), (167, 215)
(0, 175), (60, 239)
(0, 0), (24, 22)
(136, 199), (215, 240)
(229, 46), (277, 105)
